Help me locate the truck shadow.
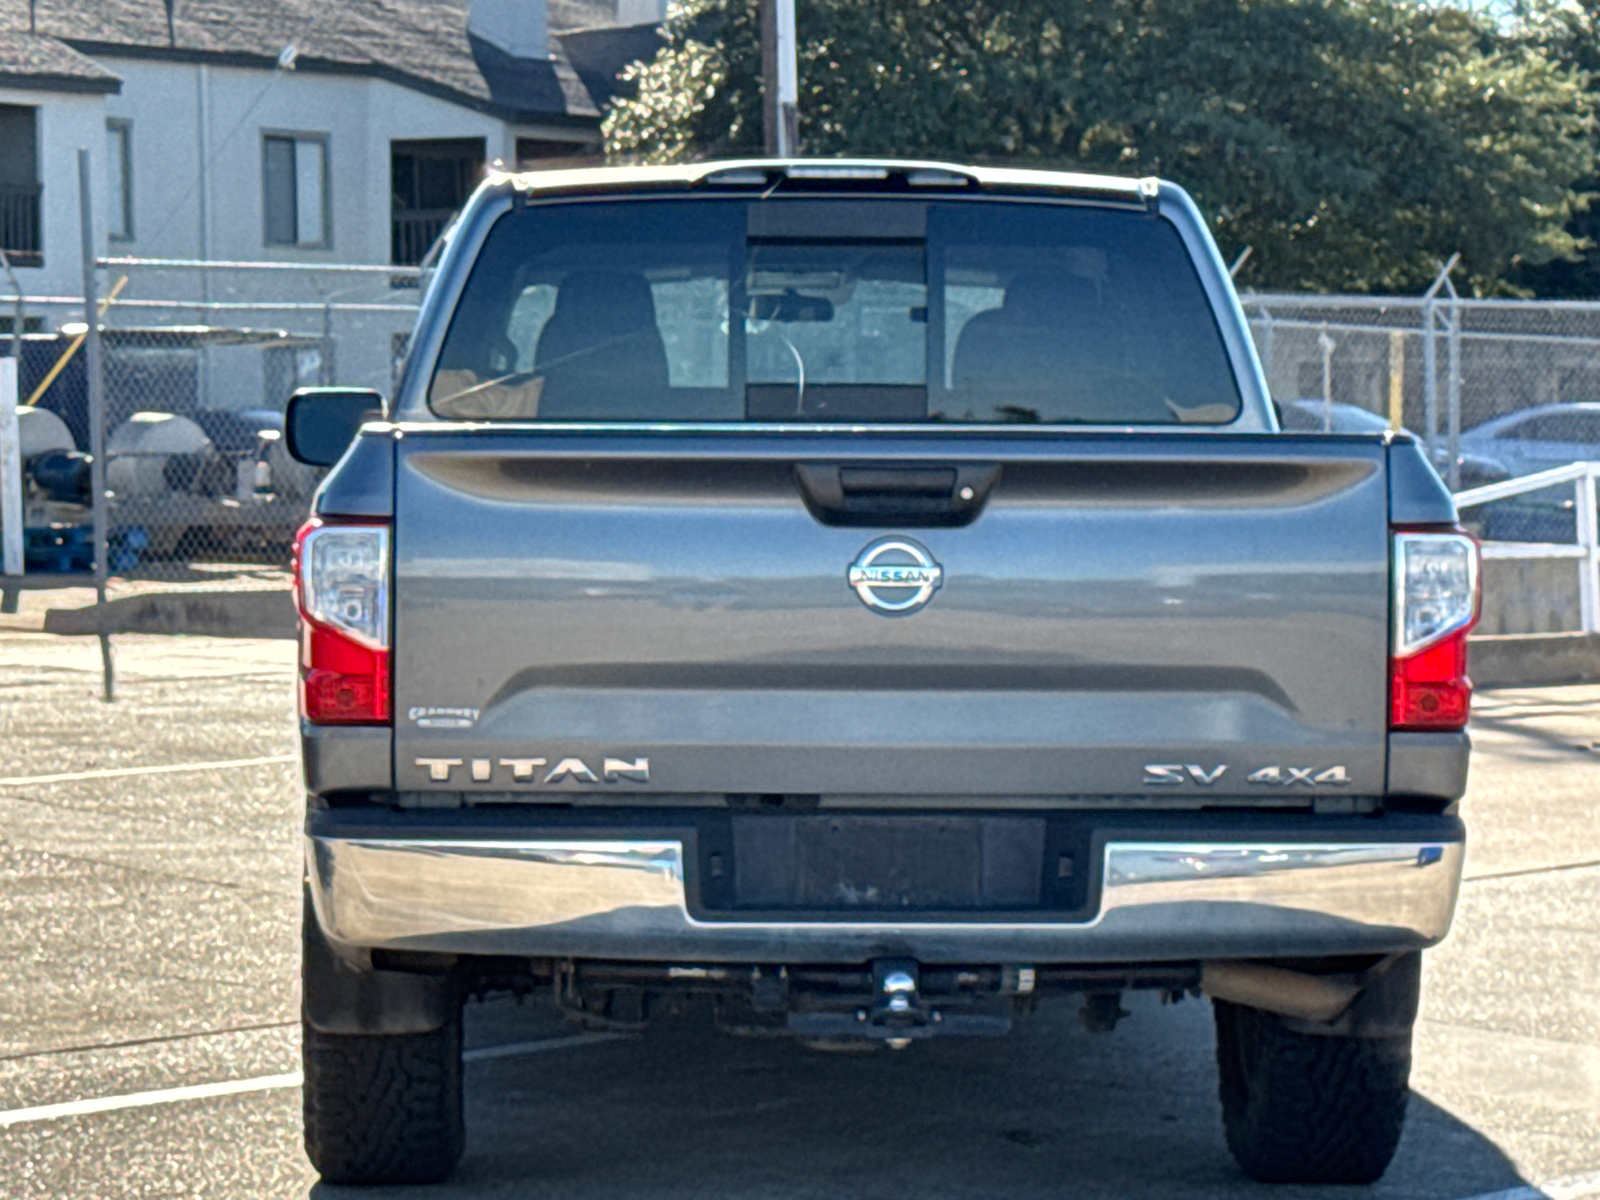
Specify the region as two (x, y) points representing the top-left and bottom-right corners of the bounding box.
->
(309, 992), (1531, 1200)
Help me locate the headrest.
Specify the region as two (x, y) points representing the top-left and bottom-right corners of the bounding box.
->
(1003, 273), (1101, 316)
(551, 270), (659, 331)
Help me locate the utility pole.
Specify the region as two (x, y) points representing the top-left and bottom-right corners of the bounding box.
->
(78, 148), (115, 701)
(760, 0), (798, 156)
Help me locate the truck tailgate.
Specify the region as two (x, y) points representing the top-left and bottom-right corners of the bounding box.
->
(392, 431), (1390, 800)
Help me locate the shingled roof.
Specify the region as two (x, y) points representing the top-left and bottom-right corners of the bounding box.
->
(0, 0), (650, 124)
(0, 29), (120, 92)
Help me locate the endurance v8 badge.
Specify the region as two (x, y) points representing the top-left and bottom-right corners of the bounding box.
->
(847, 536), (943, 615)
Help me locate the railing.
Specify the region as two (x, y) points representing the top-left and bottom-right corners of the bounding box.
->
(391, 208), (455, 267)
(1455, 462), (1600, 632)
(0, 183), (42, 266)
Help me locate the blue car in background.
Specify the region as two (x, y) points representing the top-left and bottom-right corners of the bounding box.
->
(1458, 402), (1600, 479)
(1450, 403), (1600, 542)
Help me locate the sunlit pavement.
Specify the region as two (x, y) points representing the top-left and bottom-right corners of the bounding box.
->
(0, 631), (1596, 1198)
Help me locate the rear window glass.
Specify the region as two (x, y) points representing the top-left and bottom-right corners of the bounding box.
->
(428, 198), (1241, 424)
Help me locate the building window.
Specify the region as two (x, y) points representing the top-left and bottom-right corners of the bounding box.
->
(107, 119), (133, 241)
(263, 133), (329, 248)
(0, 104), (41, 267)
(390, 138), (484, 265)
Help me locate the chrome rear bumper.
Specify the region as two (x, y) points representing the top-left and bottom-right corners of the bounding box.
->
(306, 832), (1464, 964)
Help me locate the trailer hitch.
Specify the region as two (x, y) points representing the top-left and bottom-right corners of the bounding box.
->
(785, 958), (1011, 1046)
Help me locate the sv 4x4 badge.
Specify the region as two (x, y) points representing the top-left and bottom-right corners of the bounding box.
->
(1143, 763), (1351, 787)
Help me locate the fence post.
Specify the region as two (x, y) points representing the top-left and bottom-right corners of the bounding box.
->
(1317, 328), (1335, 430)
(1447, 295), (1462, 490)
(0, 245), (23, 362)
(0, 354), (19, 577)
(1388, 330), (1405, 431)
(1581, 466), (1600, 635)
(1419, 254), (1459, 471)
(77, 148), (114, 702)
(321, 301), (335, 385)
(1255, 304), (1275, 400)
(1422, 298), (1437, 461)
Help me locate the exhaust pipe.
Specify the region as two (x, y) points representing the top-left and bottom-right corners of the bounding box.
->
(1200, 961), (1361, 1023)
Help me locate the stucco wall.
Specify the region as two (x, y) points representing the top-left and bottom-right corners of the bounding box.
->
(0, 86), (109, 304)
(102, 60), (583, 265)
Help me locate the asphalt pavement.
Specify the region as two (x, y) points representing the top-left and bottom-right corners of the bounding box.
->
(0, 629), (1596, 1199)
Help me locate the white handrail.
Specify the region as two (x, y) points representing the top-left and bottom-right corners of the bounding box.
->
(1453, 461), (1600, 631)
(1455, 461), (1594, 508)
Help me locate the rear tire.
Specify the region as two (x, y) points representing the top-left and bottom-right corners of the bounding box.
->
(1214, 998), (1410, 1184)
(302, 1013), (464, 1186)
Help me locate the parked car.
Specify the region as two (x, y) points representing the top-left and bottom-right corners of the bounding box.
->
(1458, 401), (1600, 479)
(286, 159), (1477, 1189)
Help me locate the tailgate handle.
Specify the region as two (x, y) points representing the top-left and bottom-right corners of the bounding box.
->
(795, 463), (1001, 527)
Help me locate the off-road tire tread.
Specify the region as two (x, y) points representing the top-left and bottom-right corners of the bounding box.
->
(1214, 999), (1410, 1184)
(302, 1018), (464, 1185)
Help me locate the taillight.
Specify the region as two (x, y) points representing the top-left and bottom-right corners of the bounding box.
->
(293, 518), (390, 725)
(1390, 531), (1480, 731)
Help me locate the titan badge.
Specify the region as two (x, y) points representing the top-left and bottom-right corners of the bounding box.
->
(414, 755), (650, 785)
(847, 536), (943, 615)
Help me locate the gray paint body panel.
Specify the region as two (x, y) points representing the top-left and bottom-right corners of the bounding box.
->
(1386, 436), (1457, 526)
(302, 723), (393, 794)
(1386, 731), (1470, 803)
(312, 425), (395, 519)
(391, 431), (1391, 799)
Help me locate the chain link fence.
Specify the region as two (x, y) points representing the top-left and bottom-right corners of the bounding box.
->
(7, 258), (419, 580)
(1244, 292), (1600, 488)
(1244, 290), (1600, 553)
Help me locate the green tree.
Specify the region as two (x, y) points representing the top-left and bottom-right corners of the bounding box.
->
(605, 0), (1594, 294)
(1510, 0), (1600, 296)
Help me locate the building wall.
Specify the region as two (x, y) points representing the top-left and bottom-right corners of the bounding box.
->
(95, 59), (587, 412)
(13, 56), (595, 415)
(0, 85), (109, 305)
(103, 60), (514, 265)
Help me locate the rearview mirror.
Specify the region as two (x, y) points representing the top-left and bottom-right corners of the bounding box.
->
(749, 290), (835, 323)
(285, 388), (383, 467)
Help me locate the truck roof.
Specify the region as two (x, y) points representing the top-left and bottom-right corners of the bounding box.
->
(485, 157), (1157, 204)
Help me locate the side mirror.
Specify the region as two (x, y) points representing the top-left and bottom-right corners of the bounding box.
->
(285, 388), (383, 467)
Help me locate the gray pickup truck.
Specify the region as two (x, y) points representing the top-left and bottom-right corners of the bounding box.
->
(285, 159), (1479, 1188)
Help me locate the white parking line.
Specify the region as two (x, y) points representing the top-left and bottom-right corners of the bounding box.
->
(0, 754), (297, 788)
(0, 1033), (622, 1128)
(1458, 1169), (1600, 1200)
(0, 1072), (303, 1128)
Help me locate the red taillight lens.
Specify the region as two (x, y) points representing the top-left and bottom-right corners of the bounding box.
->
(302, 624), (391, 723)
(293, 518), (391, 725)
(1390, 531), (1480, 731)
(1390, 625), (1471, 730)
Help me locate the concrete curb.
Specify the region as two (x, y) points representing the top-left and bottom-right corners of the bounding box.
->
(1470, 633), (1600, 689)
(43, 589), (296, 639)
